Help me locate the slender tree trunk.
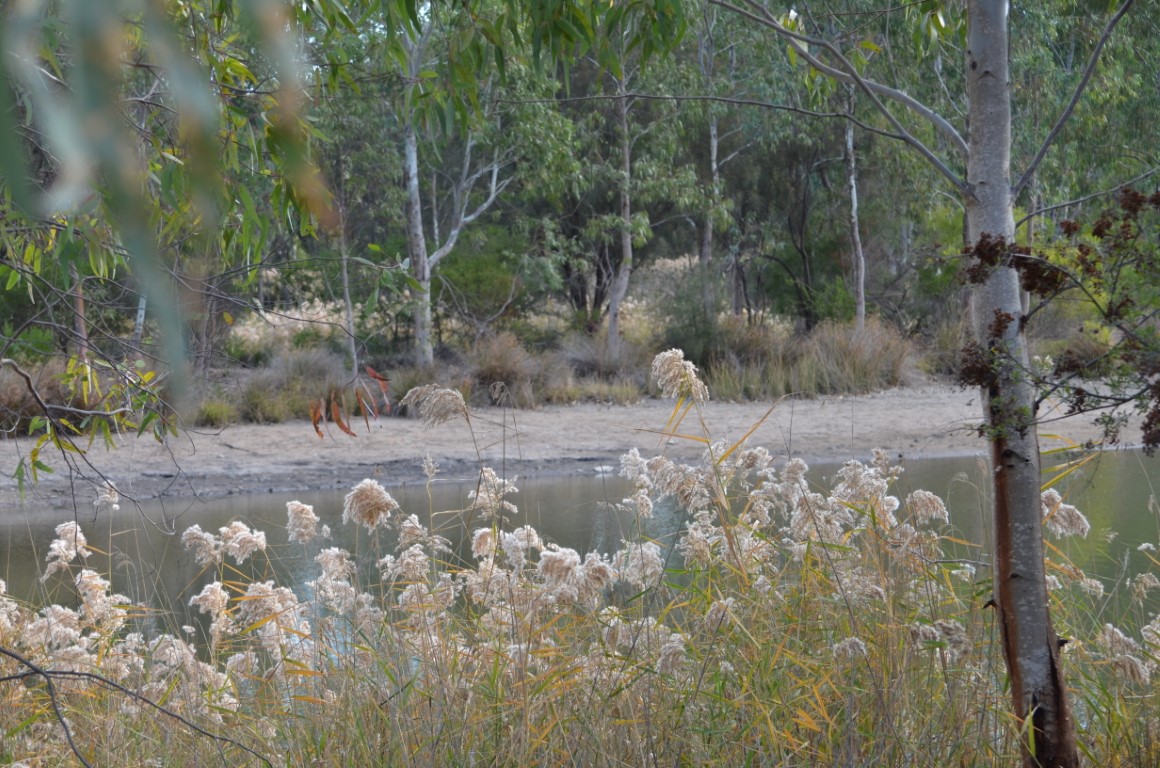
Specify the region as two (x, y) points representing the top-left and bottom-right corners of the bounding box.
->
(130, 293), (147, 355)
(731, 247), (745, 317)
(966, 3), (1076, 765)
(699, 116), (720, 318)
(69, 264), (90, 364)
(606, 84), (633, 362)
(844, 87), (865, 331)
(403, 121), (434, 368)
(338, 208), (358, 381)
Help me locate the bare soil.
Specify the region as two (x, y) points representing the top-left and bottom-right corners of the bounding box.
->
(0, 384), (1134, 512)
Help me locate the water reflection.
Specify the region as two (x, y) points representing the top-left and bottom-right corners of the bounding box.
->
(2, 450), (1157, 625)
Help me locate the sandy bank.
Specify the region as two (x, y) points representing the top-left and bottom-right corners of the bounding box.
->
(0, 384), (1134, 512)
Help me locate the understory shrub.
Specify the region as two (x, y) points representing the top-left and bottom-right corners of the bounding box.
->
(193, 399), (237, 428)
(703, 317), (910, 400)
(238, 349), (348, 424)
(923, 314), (971, 377)
(467, 332), (541, 407)
(0, 359), (70, 434)
(806, 317), (913, 393)
(557, 331), (650, 381)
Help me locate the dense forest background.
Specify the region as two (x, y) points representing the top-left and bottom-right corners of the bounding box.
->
(1, 0), (1157, 426)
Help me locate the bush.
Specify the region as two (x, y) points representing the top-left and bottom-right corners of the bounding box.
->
(468, 332), (541, 408)
(238, 349), (348, 424)
(1045, 326), (1115, 379)
(805, 318), (913, 394)
(558, 332), (649, 380)
(541, 366), (643, 404)
(1, 323), (55, 362)
(193, 399), (237, 429)
(0, 359), (70, 433)
(238, 374), (291, 423)
(922, 315), (971, 377)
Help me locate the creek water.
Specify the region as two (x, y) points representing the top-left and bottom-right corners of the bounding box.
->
(2, 450), (1158, 629)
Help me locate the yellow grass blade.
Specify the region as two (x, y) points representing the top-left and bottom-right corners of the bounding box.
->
(657, 396), (695, 445)
(794, 707), (822, 733)
(1041, 450), (1098, 490)
(716, 399), (784, 466)
(284, 667), (323, 677)
(1040, 432), (1083, 454)
(634, 427), (711, 445)
(940, 535), (983, 548)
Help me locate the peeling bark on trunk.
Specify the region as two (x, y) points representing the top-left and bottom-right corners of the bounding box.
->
(966, 3), (1077, 765)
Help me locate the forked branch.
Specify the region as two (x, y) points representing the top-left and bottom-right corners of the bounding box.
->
(1014, 0), (1137, 198)
(710, 0), (968, 194)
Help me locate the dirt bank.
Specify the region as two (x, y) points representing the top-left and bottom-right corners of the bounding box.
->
(0, 384), (1133, 512)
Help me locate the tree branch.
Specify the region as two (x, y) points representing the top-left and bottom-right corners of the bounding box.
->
(1013, 0), (1137, 198)
(710, 0), (968, 193)
(543, 91), (921, 148)
(0, 646), (92, 768)
(1015, 163), (1160, 227)
(0, 645), (273, 767)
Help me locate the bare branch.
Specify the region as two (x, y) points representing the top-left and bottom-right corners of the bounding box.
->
(429, 137), (514, 269)
(0, 645), (273, 767)
(1013, 0), (1137, 198)
(0, 646), (92, 768)
(1016, 163), (1160, 227)
(710, 0), (969, 193)
(542, 91), (919, 147)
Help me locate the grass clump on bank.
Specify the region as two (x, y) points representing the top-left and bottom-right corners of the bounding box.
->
(3, 350), (1153, 767)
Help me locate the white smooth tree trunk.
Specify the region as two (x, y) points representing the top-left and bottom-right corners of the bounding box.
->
(844, 89), (865, 331)
(965, 2), (1076, 765)
(402, 121), (435, 367)
(699, 116), (720, 318)
(606, 83), (633, 362)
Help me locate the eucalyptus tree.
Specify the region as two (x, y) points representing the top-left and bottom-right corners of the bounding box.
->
(320, 3), (572, 367)
(680, 3), (770, 317)
(539, 51), (701, 354)
(695, 1), (1142, 764)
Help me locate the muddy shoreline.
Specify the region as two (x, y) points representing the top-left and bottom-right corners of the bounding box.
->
(0, 384), (1135, 513)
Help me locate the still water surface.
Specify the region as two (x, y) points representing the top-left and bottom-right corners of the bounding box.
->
(2, 450), (1157, 627)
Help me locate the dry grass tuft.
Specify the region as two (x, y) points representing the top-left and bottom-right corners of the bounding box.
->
(806, 317), (914, 394)
(468, 332), (541, 407)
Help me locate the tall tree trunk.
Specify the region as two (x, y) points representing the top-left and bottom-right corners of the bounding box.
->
(606, 84), (633, 362)
(966, 3), (1076, 765)
(731, 246), (746, 317)
(403, 121), (434, 368)
(844, 87), (865, 331)
(699, 116), (720, 318)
